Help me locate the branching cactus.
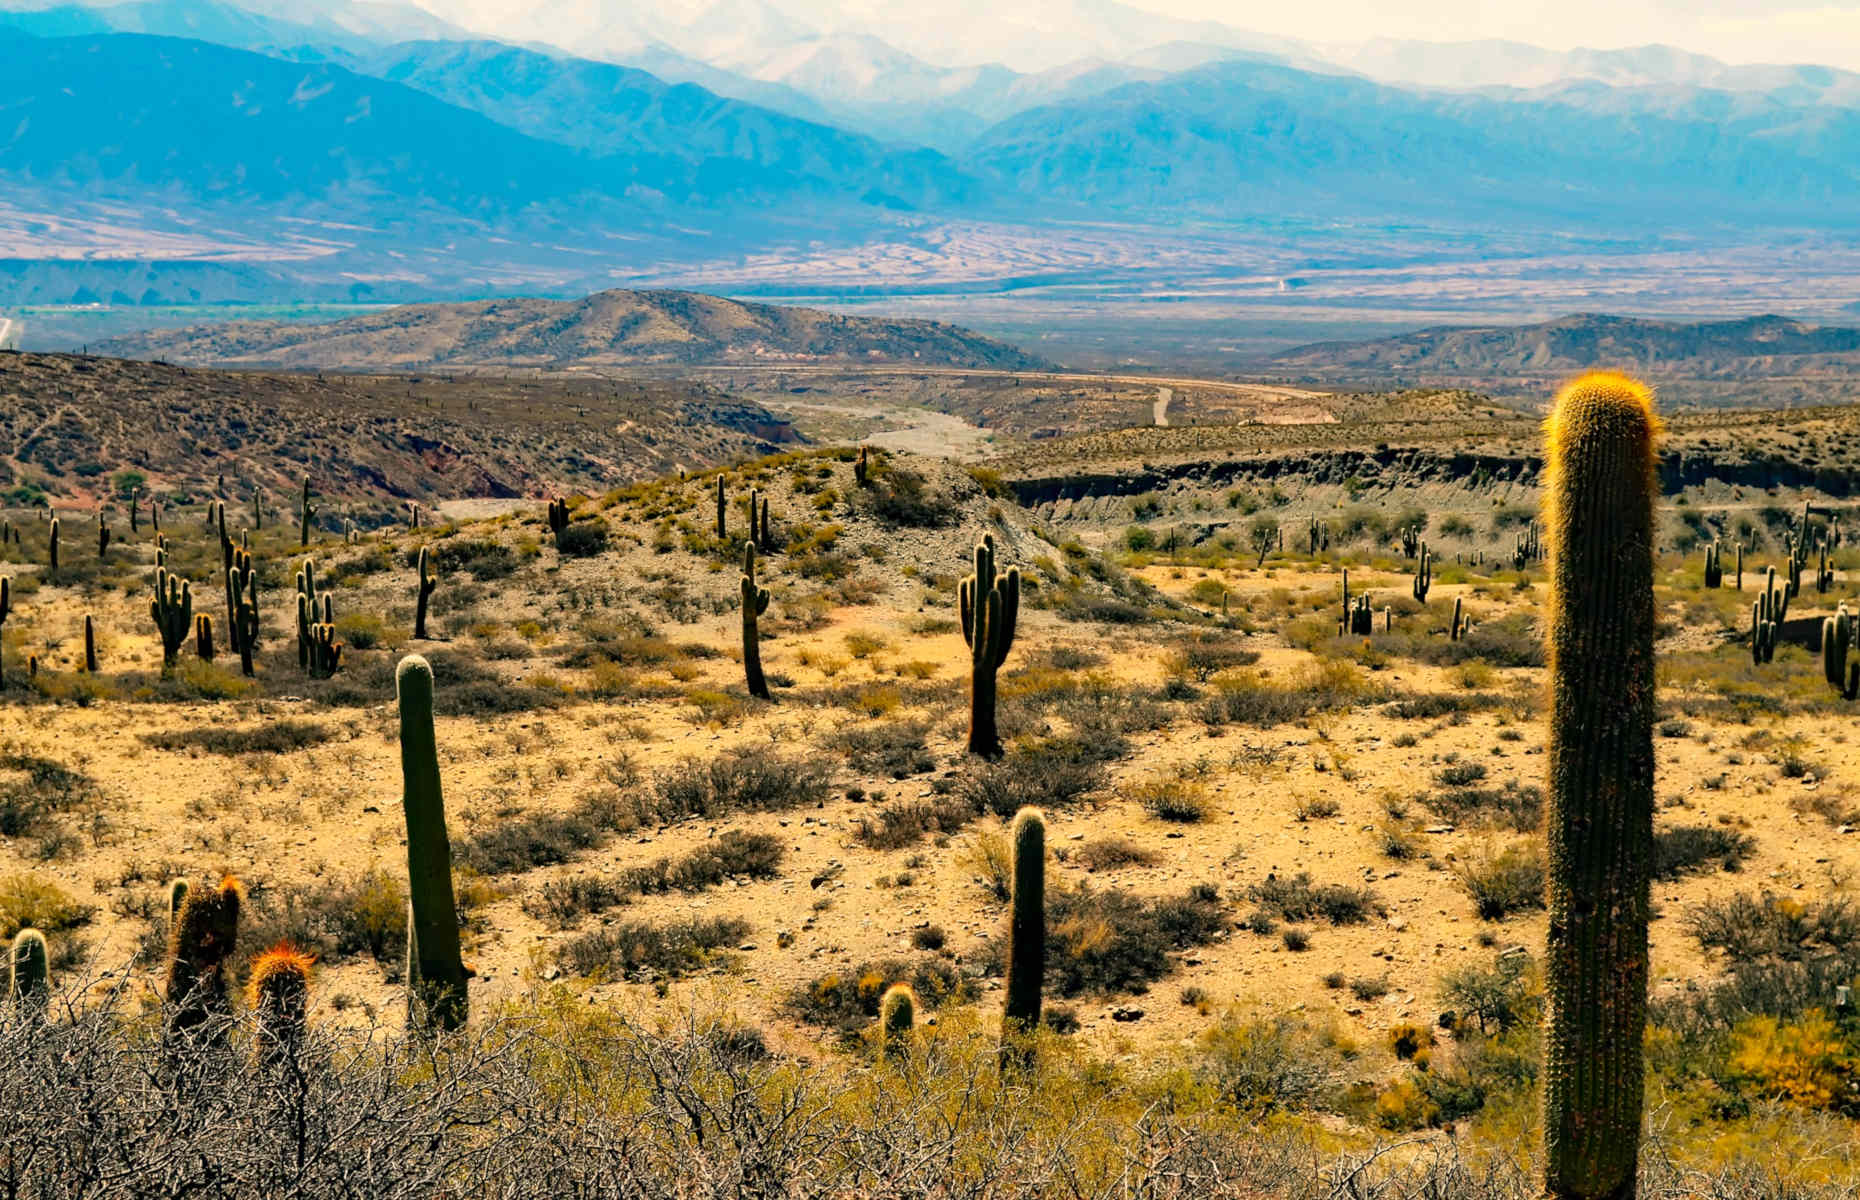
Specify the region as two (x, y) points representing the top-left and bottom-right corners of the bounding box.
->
(247, 943), (313, 1069)
(880, 983), (916, 1062)
(8, 928), (48, 1014)
(547, 497), (569, 540)
(1541, 372), (1658, 1200)
(164, 876), (243, 1046)
(398, 655), (468, 1032)
(1002, 806), (1045, 1068)
(307, 619), (343, 679)
(150, 567), (193, 669)
(295, 560), (318, 670)
(1411, 543), (1432, 603)
(415, 547), (437, 640)
(959, 533), (1020, 758)
(231, 548), (260, 677)
(1752, 601), (1778, 665)
(741, 544), (771, 700)
(1451, 595), (1465, 642)
(748, 487), (762, 548)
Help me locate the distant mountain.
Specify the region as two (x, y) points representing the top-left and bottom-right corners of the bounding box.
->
(965, 59), (1860, 222)
(334, 40), (971, 205)
(0, 0), (466, 51)
(1257, 314), (1860, 389)
(96, 288), (1053, 370)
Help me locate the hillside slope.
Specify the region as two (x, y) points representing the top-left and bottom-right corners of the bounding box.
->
(96, 289), (1052, 371)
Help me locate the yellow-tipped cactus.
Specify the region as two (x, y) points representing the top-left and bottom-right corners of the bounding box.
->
(8, 928), (48, 1014)
(164, 875), (243, 1045)
(1540, 372), (1659, 1200)
(879, 982), (916, 1062)
(247, 943), (314, 1068)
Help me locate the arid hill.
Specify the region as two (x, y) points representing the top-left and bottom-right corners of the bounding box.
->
(1255, 313), (1860, 404)
(0, 351), (795, 518)
(95, 290), (1051, 372)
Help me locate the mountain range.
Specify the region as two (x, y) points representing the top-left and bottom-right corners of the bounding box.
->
(94, 288), (1052, 370)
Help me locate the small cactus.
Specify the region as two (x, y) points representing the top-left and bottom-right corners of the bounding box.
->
(959, 534), (1019, 758)
(150, 567), (193, 669)
(398, 655), (468, 1032)
(741, 544), (771, 700)
(8, 928), (48, 1013)
(547, 497), (569, 539)
(247, 943), (314, 1068)
(879, 982), (915, 1061)
(1002, 806), (1045, 1067)
(164, 876), (243, 1045)
(415, 547), (437, 640)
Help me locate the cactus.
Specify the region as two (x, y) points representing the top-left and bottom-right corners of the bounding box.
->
(306, 618), (343, 679)
(1818, 545), (1835, 593)
(164, 876), (242, 1045)
(547, 497), (569, 539)
(151, 499), (160, 535)
(1002, 806), (1045, 1065)
(741, 544), (772, 700)
(1752, 601), (1778, 665)
(1540, 372), (1658, 1200)
(299, 477), (315, 546)
(96, 512), (109, 560)
(129, 486), (140, 534)
(0, 575), (9, 689)
(715, 475), (727, 538)
(48, 516), (58, 572)
(1411, 543), (1432, 603)
(1400, 525), (1420, 558)
(748, 487), (762, 548)
(230, 548), (259, 677)
(167, 878), (190, 924)
(1451, 595), (1465, 641)
(854, 446), (870, 487)
(247, 943), (313, 1068)
(8, 928), (48, 1013)
(195, 613), (214, 661)
(397, 655), (468, 1032)
(1824, 605), (1857, 699)
(295, 560), (318, 670)
(959, 534), (1020, 759)
(1703, 541), (1722, 589)
(880, 982), (915, 1061)
(150, 567), (193, 669)
(83, 614), (97, 673)
(415, 546), (437, 640)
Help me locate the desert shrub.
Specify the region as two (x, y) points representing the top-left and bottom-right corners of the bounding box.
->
(1724, 1011), (1860, 1116)
(1436, 762), (1487, 788)
(1198, 1012), (1339, 1112)
(1685, 893), (1860, 965)
(995, 883), (1226, 998)
(0, 750), (102, 846)
(912, 926), (946, 952)
(1422, 777), (1543, 832)
(1076, 837), (1159, 872)
(1440, 951), (1541, 1035)
(955, 746), (1105, 818)
(855, 797), (978, 850)
(1457, 843), (1545, 920)
(859, 467), (959, 528)
(1247, 873), (1380, 926)
(1123, 774), (1212, 823)
(1199, 662), (1376, 728)
(959, 829), (1014, 903)
(1164, 639), (1260, 682)
(456, 792), (635, 875)
(416, 538), (517, 580)
(554, 520), (610, 558)
(789, 958), (971, 1035)
(622, 831), (785, 897)
(0, 872), (94, 939)
(646, 749), (833, 824)
(830, 720), (936, 778)
(240, 867), (410, 965)
(556, 916), (751, 980)
(1350, 975), (1392, 1001)
(1653, 825), (1755, 879)
(141, 719), (333, 756)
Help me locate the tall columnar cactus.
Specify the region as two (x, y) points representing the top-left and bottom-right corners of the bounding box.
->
(295, 560), (318, 670)
(252, 487), (263, 531)
(1400, 525), (1420, 558)
(83, 614), (97, 673)
(299, 477), (315, 546)
(854, 446), (870, 487)
(129, 486), (141, 534)
(415, 547), (437, 640)
(307, 619), (343, 679)
(150, 567), (193, 669)
(880, 983), (916, 1062)
(1450, 595), (1465, 642)
(397, 655), (468, 1032)
(164, 876), (242, 1045)
(230, 548), (259, 677)
(8, 928), (48, 1013)
(546, 497), (569, 540)
(1411, 543), (1432, 603)
(959, 533), (1019, 759)
(1818, 545), (1835, 593)
(247, 943), (313, 1068)
(1002, 806), (1045, 1064)
(741, 544), (771, 701)
(1703, 542), (1723, 589)
(48, 516), (58, 572)
(0, 576), (10, 689)
(151, 499), (161, 536)
(715, 475), (727, 539)
(1540, 372), (1658, 1200)
(1752, 601), (1778, 665)
(195, 614), (214, 662)
(748, 487), (762, 548)
(96, 512), (109, 560)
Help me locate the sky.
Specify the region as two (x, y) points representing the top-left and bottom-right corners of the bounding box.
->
(403, 0), (1860, 72)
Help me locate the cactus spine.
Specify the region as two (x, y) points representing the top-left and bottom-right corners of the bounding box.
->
(1541, 373), (1658, 1200)
(741, 544), (771, 700)
(415, 546), (436, 640)
(880, 982), (916, 1061)
(150, 567), (192, 669)
(959, 533), (1020, 759)
(1002, 806), (1045, 1064)
(397, 655), (468, 1032)
(163, 876), (242, 1045)
(247, 943), (313, 1068)
(8, 928), (47, 1013)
